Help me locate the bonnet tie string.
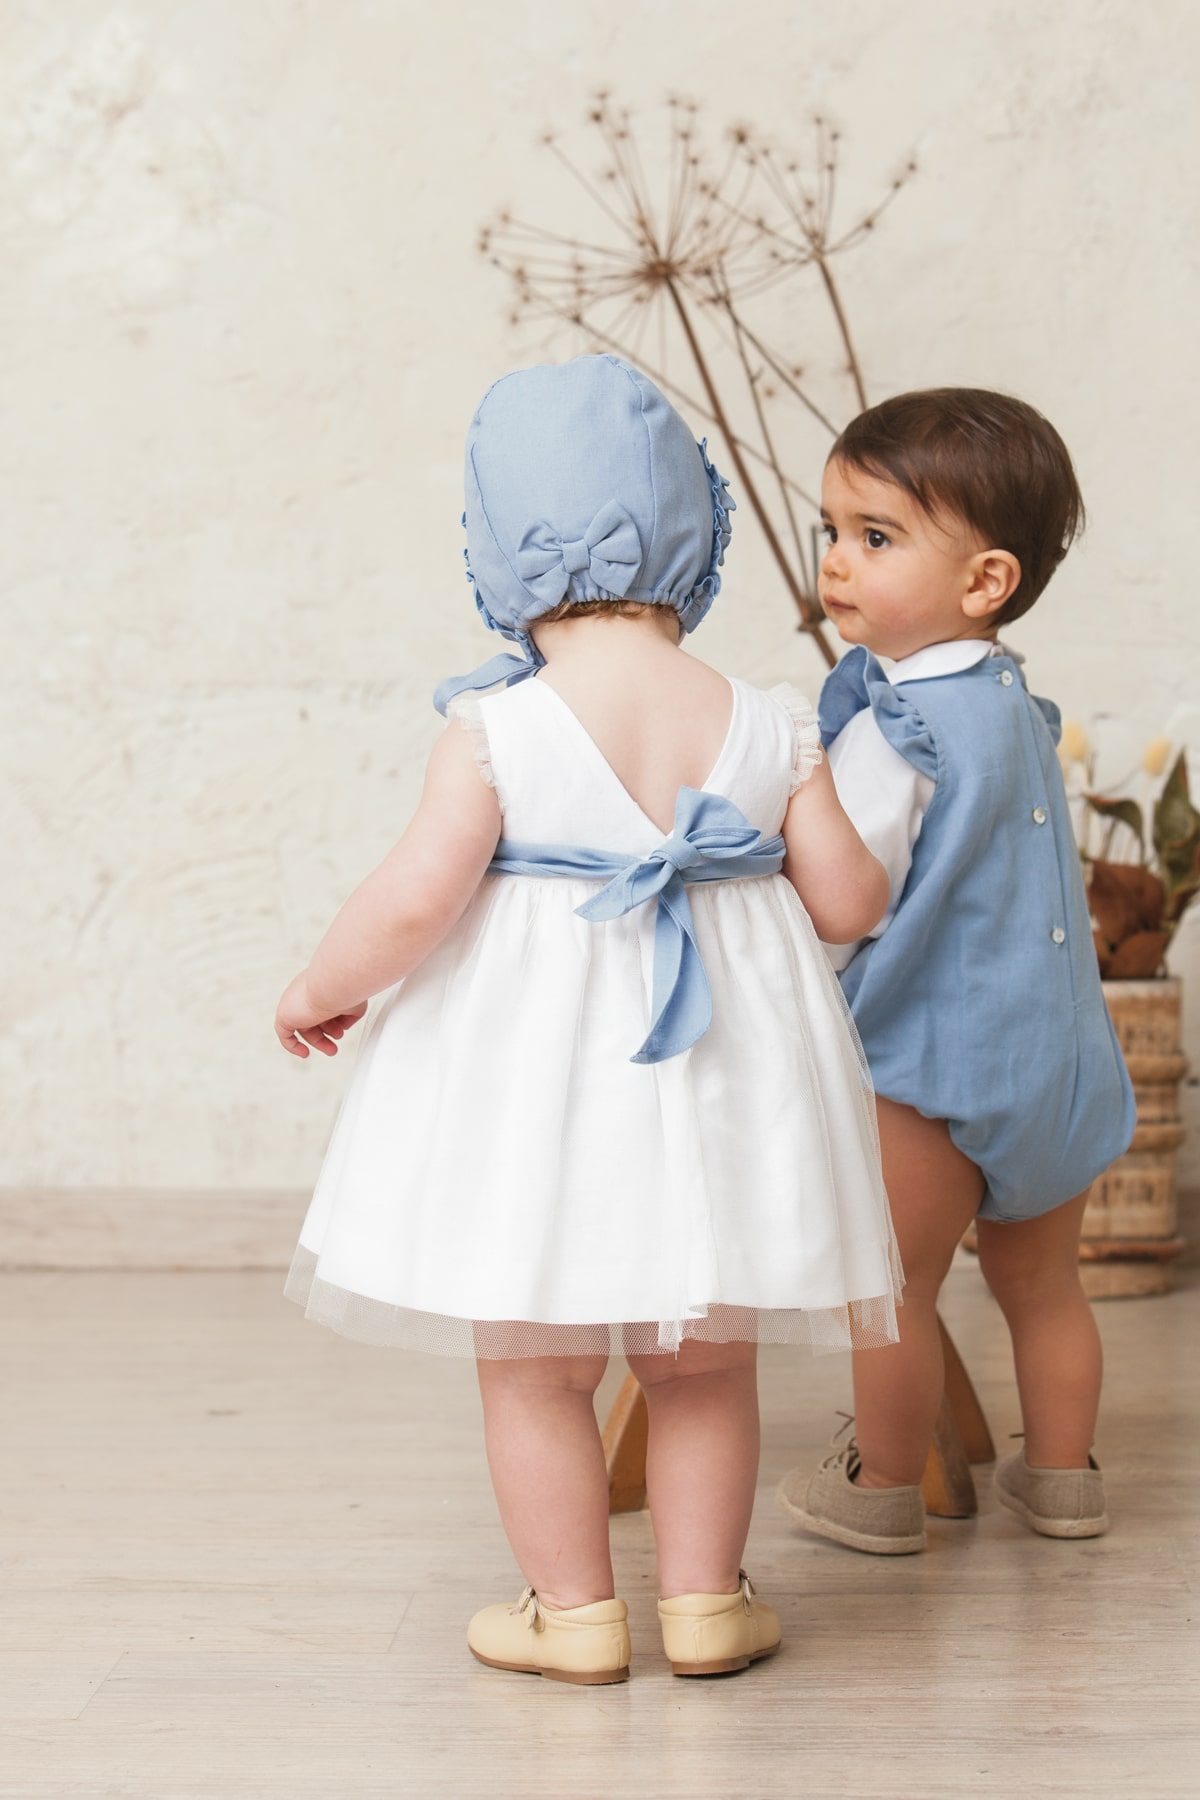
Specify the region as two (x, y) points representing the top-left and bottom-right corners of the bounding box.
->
(488, 787), (785, 1065)
(433, 640), (547, 718)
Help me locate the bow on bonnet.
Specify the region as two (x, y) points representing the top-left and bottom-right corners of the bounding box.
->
(433, 356), (734, 715)
(515, 500), (642, 606)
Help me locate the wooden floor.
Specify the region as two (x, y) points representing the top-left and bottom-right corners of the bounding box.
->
(1, 1262), (1197, 1799)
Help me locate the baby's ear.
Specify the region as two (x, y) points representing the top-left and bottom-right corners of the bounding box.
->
(963, 548), (1020, 620)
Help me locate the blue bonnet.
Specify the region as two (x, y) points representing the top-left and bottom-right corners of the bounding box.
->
(433, 354), (735, 715)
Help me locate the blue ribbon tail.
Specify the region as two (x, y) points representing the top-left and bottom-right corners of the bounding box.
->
(629, 874), (712, 1065)
(434, 650), (542, 717)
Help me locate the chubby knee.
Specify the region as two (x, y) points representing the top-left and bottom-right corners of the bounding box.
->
(627, 1338), (757, 1391)
(977, 1225), (1085, 1315)
(477, 1352), (609, 1398)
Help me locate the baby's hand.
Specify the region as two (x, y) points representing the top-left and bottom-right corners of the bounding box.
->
(274, 972), (367, 1060)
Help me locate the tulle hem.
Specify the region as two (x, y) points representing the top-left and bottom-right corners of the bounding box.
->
(283, 1244), (903, 1359)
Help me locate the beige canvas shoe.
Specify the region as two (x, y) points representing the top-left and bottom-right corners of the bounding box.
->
(777, 1427), (926, 1554)
(994, 1450), (1109, 1538)
(658, 1571), (781, 1677)
(467, 1586), (631, 1685)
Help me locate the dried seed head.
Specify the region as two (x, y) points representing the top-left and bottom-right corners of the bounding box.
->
(1060, 721), (1091, 764)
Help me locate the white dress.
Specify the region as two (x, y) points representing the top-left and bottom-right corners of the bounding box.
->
(285, 674), (903, 1357)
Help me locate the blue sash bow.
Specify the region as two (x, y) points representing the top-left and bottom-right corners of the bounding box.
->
(489, 787), (785, 1065)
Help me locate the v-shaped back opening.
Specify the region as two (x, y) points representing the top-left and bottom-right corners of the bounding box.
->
(529, 675), (741, 838)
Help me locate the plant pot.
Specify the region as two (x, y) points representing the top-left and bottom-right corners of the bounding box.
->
(1078, 978), (1188, 1297)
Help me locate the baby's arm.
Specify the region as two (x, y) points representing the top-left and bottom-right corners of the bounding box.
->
(821, 725), (934, 971)
(779, 756), (890, 944)
(274, 722), (501, 1058)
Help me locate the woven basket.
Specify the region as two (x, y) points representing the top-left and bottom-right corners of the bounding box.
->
(1079, 978), (1188, 1297)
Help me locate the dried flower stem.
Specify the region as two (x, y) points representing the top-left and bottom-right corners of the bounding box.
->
(718, 282), (826, 632)
(666, 277), (834, 664)
(814, 254), (867, 412)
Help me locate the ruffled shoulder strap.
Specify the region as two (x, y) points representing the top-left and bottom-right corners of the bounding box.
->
(1030, 690), (1063, 746)
(767, 682), (823, 793)
(818, 645), (939, 783)
(445, 691), (503, 809)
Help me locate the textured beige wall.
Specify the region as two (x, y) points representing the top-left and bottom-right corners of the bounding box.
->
(5, 0), (1197, 1189)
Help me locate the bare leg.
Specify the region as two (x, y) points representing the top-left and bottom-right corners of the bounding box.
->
(626, 1337), (759, 1598)
(976, 1192), (1100, 1468)
(852, 1098), (985, 1489)
(476, 1353), (613, 1609)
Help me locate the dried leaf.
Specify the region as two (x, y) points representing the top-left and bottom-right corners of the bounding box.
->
(1164, 860), (1200, 925)
(1103, 931), (1169, 979)
(1153, 750), (1200, 885)
(1085, 792), (1144, 853)
(1087, 859), (1165, 940)
(1162, 833), (1200, 901)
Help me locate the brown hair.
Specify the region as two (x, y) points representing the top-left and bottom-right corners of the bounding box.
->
(534, 597), (681, 634)
(830, 388), (1084, 625)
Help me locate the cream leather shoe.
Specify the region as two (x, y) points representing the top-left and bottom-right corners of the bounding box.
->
(658, 1571), (781, 1677)
(467, 1586), (631, 1685)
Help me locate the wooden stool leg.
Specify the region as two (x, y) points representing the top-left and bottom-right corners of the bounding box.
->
(602, 1372), (649, 1514)
(921, 1393), (977, 1517)
(938, 1315), (996, 1465)
(921, 1313), (994, 1517)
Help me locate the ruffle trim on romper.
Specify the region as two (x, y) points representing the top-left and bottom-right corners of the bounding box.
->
(819, 647), (939, 783)
(768, 683), (824, 793)
(446, 692), (504, 812)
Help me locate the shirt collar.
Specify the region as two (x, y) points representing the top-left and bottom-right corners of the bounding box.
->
(884, 638), (1020, 686)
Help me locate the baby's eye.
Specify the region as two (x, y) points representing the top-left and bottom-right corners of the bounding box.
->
(865, 528), (890, 550)
(820, 523), (837, 544)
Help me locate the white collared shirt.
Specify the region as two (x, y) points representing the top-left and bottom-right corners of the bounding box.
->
(822, 639), (1017, 971)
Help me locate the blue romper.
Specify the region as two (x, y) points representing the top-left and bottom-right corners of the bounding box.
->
(819, 645), (1136, 1222)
